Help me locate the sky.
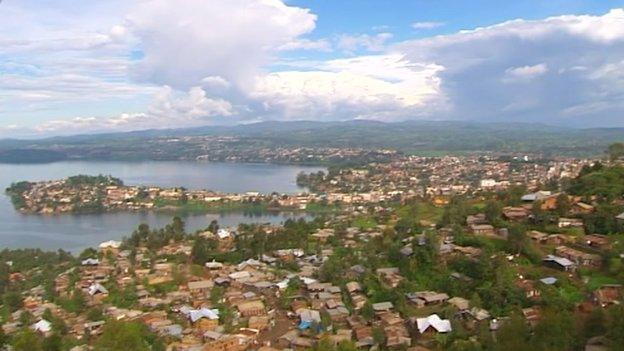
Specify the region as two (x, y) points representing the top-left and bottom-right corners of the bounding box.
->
(1, 0), (624, 138)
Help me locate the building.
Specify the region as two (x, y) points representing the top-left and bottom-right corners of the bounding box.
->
(470, 224), (495, 236)
(543, 255), (577, 272)
(555, 246), (602, 267)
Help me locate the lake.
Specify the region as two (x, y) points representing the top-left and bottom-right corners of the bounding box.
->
(0, 161), (323, 252)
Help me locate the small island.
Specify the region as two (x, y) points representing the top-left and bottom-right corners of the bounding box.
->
(5, 175), (338, 215)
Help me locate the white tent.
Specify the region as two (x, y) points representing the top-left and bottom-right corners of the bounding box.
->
(182, 307), (219, 322)
(88, 283), (109, 296)
(416, 314), (452, 333)
(32, 319), (52, 333)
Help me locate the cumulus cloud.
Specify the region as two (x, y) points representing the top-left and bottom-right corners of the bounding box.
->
(250, 54), (445, 120)
(33, 86), (232, 135)
(504, 63), (548, 82)
(126, 0), (318, 89)
(396, 8), (624, 125)
(4, 1), (624, 137)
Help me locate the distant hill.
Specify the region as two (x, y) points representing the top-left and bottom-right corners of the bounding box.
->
(0, 120), (623, 162)
(0, 149), (67, 164)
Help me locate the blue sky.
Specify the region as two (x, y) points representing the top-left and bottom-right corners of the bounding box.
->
(1, 0), (624, 137)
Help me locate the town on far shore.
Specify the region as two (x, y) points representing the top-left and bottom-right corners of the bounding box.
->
(1, 146), (624, 351)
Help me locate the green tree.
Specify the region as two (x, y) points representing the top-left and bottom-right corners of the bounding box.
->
(360, 302), (374, 322)
(171, 216), (185, 235)
(207, 220), (219, 234)
(191, 236), (217, 264)
(606, 305), (624, 348)
(507, 224), (528, 254)
(555, 194), (571, 217)
(607, 142), (624, 161)
(0, 328), (7, 348)
(493, 315), (531, 351)
(532, 309), (578, 351)
(13, 329), (42, 351)
(484, 200), (503, 225)
(583, 308), (606, 340)
(95, 321), (162, 351)
(3, 290), (23, 312)
(42, 333), (62, 351)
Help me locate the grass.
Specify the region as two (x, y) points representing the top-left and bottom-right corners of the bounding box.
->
(417, 202), (444, 223)
(585, 274), (620, 291)
(303, 202), (342, 214)
(153, 198), (269, 214)
(353, 216), (378, 230)
(559, 286), (584, 304)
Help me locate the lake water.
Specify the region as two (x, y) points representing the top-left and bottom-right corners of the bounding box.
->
(0, 161), (323, 252)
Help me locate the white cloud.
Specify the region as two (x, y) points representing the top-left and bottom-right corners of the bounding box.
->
(32, 86), (233, 135)
(504, 63), (548, 82)
(250, 54), (444, 120)
(5, 2), (624, 136)
(411, 21), (445, 30)
(127, 0), (318, 89)
(336, 33), (393, 53)
(278, 38), (332, 52)
(396, 8), (624, 125)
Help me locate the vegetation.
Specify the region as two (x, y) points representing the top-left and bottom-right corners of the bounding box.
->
(3, 121), (624, 166)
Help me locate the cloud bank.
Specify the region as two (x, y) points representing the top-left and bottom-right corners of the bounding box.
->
(2, 1), (624, 137)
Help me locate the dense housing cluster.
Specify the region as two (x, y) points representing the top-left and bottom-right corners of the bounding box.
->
(1, 154), (624, 350)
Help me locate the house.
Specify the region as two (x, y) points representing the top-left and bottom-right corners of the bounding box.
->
(555, 246), (602, 267)
(469, 307), (491, 322)
(384, 324), (411, 348)
(543, 255), (577, 272)
(297, 309), (321, 330)
(467, 214), (487, 226)
(98, 240), (121, 255)
(593, 284), (622, 306)
(188, 280), (214, 296)
(582, 234), (612, 250)
(470, 224), (495, 236)
(502, 207), (529, 221)
(528, 230), (548, 243)
(572, 202), (594, 214)
(452, 245), (483, 258)
(522, 191), (554, 202)
(376, 267), (404, 288)
(547, 234), (574, 246)
(372, 302), (394, 313)
(558, 217), (584, 228)
(248, 315), (270, 330)
(237, 300), (265, 317)
(522, 307), (540, 326)
(515, 279), (540, 299)
(81, 258), (100, 266)
(414, 314), (452, 334)
(84, 320), (106, 336)
(447, 297), (470, 311)
(203, 334), (249, 351)
(346, 281), (362, 294)
(205, 260), (224, 270)
(406, 291), (449, 307)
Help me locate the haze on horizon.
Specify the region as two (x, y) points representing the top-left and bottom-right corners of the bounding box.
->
(2, 0), (624, 138)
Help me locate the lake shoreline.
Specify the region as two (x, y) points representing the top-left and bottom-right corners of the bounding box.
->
(0, 161), (323, 251)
